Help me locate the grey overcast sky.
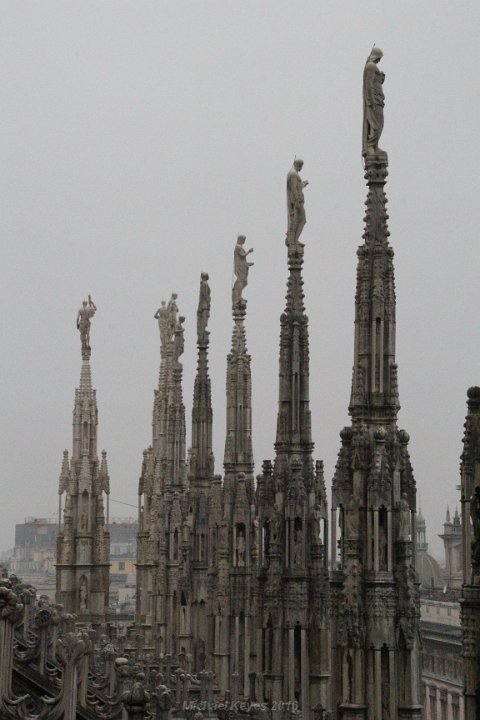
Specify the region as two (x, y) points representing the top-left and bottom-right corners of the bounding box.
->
(1, 1), (479, 560)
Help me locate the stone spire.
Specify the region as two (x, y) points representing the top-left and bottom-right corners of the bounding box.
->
(56, 297), (110, 626)
(348, 152), (399, 422)
(136, 294), (187, 632)
(254, 179), (329, 717)
(274, 241), (314, 489)
(459, 386), (480, 720)
(189, 273), (214, 487)
(151, 293), (187, 490)
(331, 51), (422, 720)
(224, 243), (254, 487)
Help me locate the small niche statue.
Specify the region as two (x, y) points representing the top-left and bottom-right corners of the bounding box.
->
(232, 235), (253, 309)
(398, 493), (411, 541)
(76, 295), (97, 360)
(286, 158), (309, 247)
(79, 579), (88, 611)
(362, 47), (386, 158)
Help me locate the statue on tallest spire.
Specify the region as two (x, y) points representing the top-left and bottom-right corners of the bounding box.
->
(76, 295), (97, 360)
(362, 47), (386, 158)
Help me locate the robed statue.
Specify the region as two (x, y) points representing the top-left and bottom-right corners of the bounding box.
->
(197, 272), (211, 344)
(154, 300), (169, 347)
(362, 47), (386, 157)
(232, 235), (253, 309)
(286, 158), (309, 247)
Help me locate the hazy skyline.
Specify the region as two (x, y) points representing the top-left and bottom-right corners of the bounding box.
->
(2, 1), (479, 561)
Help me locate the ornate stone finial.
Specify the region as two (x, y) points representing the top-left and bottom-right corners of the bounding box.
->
(362, 47), (387, 159)
(232, 235), (253, 310)
(197, 272), (211, 345)
(76, 295), (97, 361)
(286, 158), (309, 249)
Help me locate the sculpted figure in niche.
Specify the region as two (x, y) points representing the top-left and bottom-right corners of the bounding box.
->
(196, 273), (211, 343)
(286, 158), (309, 247)
(311, 504), (323, 545)
(362, 47), (386, 157)
(236, 526), (246, 567)
(293, 527), (303, 567)
(76, 295), (97, 359)
(79, 580), (88, 610)
(154, 301), (170, 347)
(270, 506), (282, 544)
(398, 493), (411, 540)
(344, 497), (359, 538)
(232, 235), (253, 309)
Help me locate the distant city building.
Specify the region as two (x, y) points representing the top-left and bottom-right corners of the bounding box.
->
(12, 517), (57, 575)
(439, 508), (463, 589)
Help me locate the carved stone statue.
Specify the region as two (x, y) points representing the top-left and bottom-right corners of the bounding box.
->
(293, 528), (303, 567)
(286, 158), (309, 247)
(154, 301), (169, 347)
(76, 296), (97, 360)
(398, 493), (411, 540)
(311, 504), (323, 545)
(166, 293), (179, 342)
(197, 272), (211, 343)
(232, 235), (253, 309)
(362, 47), (386, 157)
(79, 580), (87, 611)
(344, 497), (359, 538)
(173, 316), (185, 364)
(236, 527), (246, 567)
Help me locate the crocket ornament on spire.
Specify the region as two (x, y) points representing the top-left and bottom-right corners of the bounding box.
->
(76, 295), (97, 360)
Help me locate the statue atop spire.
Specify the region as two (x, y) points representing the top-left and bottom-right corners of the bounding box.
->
(76, 295), (97, 360)
(286, 158), (309, 250)
(232, 235), (253, 311)
(154, 293), (181, 350)
(197, 272), (211, 345)
(362, 47), (387, 159)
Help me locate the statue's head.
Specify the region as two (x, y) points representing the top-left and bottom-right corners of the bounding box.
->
(82, 301), (87, 307)
(172, 293), (178, 300)
(201, 272), (209, 281)
(237, 234), (246, 244)
(368, 47), (383, 63)
(293, 158), (304, 171)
